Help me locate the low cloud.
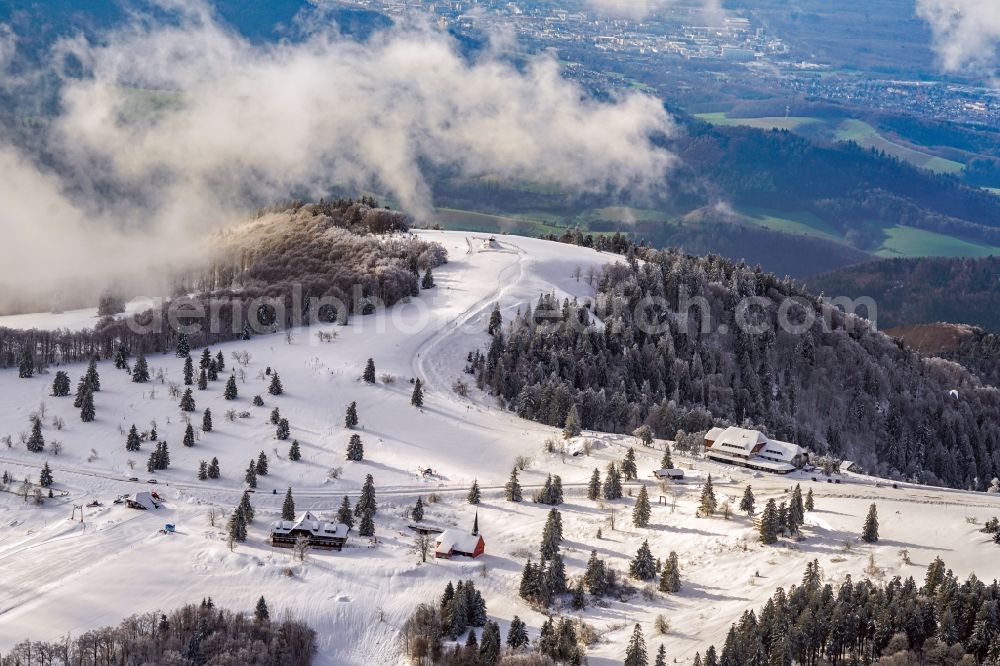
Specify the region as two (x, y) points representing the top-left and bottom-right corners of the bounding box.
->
(916, 0), (1000, 72)
(0, 1), (673, 313)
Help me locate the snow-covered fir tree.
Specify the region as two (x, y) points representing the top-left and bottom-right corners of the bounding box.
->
(282, 488), (295, 521)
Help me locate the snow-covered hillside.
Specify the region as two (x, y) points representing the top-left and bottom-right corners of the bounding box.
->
(1, 231), (999, 665)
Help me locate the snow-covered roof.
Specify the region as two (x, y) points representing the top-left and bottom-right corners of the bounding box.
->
(128, 491), (158, 510)
(435, 529), (483, 555)
(270, 511), (349, 539)
(653, 468), (685, 478)
(709, 426), (767, 455)
(705, 426), (725, 441)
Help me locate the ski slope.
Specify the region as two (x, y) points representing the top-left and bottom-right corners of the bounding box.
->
(1, 231), (999, 665)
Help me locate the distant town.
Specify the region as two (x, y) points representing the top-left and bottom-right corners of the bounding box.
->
(336, 0), (1000, 126)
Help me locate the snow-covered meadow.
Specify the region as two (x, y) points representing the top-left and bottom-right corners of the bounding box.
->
(1, 231), (999, 664)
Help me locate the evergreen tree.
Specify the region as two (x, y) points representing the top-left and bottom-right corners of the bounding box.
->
(132, 353), (150, 383)
(84, 357), (100, 392)
(198, 460), (208, 480)
(224, 375), (238, 400)
(270, 407), (281, 425)
(39, 462), (53, 488)
(215, 351), (225, 371)
(625, 623), (648, 666)
(788, 485), (805, 535)
(347, 433), (365, 462)
(275, 418), (290, 440)
(113, 345), (130, 370)
(207, 360), (219, 381)
(507, 615), (529, 650)
(239, 490), (255, 522)
(421, 267), (435, 289)
(254, 596), (269, 623)
(740, 485), (755, 516)
(256, 451), (269, 475)
(479, 620), (501, 665)
(268, 373), (283, 396)
(207, 457), (220, 479)
(659, 551), (681, 593)
(74, 376), (89, 408)
(467, 479), (481, 505)
(505, 468), (522, 502)
(245, 460), (257, 488)
(604, 462), (623, 499)
(200, 348), (212, 370)
(282, 487), (295, 520)
(125, 424), (142, 452)
(862, 503), (879, 543)
(488, 304), (502, 336)
(17, 347), (34, 379)
(227, 505), (247, 543)
(622, 447), (638, 480)
(660, 445), (673, 470)
(654, 644), (667, 666)
(288, 439), (301, 461)
(358, 509), (375, 537)
(563, 404), (582, 439)
(633, 484), (652, 528)
(345, 401), (358, 428)
(79, 385), (96, 422)
(183, 355), (194, 386)
(337, 495), (354, 529)
(630, 540), (656, 581)
(410, 379), (423, 407)
(363, 358), (376, 383)
(412, 496), (424, 522)
(51, 371), (71, 397)
(175, 333), (190, 357)
(179, 388), (196, 412)
(183, 423), (195, 447)
(587, 467), (602, 500)
(197, 368), (208, 390)
(699, 474), (717, 517)
(805, 488), (815, 511)
(26, 419), (45, 453)
(202, 408), (213, 432)
(759, 498), (779, 544)
(252, 394), (264, 406)
(355, 474), (376, 517)
(540, 508), (563, 561)
(149, 423), (157, 441)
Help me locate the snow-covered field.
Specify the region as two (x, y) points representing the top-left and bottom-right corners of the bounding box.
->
(1, 231), (999, 665)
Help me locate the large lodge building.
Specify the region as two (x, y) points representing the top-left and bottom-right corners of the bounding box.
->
(704, 426), (809, 474)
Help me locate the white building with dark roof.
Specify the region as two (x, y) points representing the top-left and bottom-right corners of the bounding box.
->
(270, 511), (349, 551)
(704, 426), (808, 474)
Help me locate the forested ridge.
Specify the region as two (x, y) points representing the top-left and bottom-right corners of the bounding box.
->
(470, 238), (1000, 490)
(807, 256), (1000, 333)
(0, 199), (447, 369)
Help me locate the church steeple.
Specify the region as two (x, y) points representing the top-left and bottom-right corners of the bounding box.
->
(472, 511), (479, 536)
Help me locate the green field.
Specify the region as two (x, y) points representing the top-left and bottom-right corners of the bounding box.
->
(430, 208), (565, 236)
(875, 226), (1000, 258)
(737, 206), (841, 241)
(736, 205), (1000, 259)
(698, 114), (966, 176)
(834, 120), (965, 175)
(696, 112), (823, 131)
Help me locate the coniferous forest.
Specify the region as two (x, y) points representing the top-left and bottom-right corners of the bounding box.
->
(699, 558), (1000, 666)
(0, 599), (316, 666)
(470, 240), (1000, 490)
